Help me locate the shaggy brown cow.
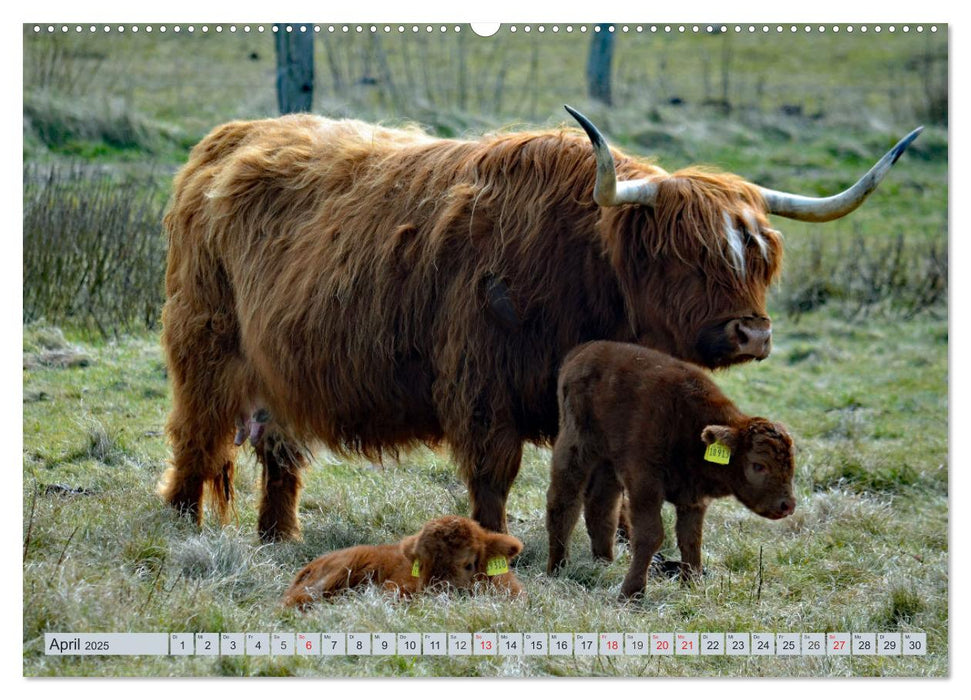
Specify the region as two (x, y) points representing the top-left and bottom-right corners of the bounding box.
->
(282, 515), (523, 607)
(158, 106), (917, 540)
(546, 341), (795, 599)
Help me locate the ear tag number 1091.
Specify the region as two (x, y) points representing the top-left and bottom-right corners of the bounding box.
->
(704, 441), (731, 465)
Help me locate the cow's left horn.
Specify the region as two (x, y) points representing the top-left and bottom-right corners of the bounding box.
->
(759, 127), (924, 222)
(565, 105), (659, 207)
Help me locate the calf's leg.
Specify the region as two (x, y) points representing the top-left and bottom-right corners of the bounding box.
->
(619, 479), (665, 599)
(546, 433), (592, 573)
(675, 503), (708, 582)
(583, 465), (624, 562)
(616, 492), (632, 543)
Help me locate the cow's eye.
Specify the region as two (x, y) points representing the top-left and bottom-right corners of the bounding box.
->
(752, 463), (766, 473)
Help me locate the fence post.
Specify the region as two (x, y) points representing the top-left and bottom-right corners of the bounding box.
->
(586, 24), (615, 106)
(275, 24), (315, 114)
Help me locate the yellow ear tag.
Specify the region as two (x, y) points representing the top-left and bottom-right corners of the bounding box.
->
(704, 441), (731, 465)
(486, 556), (509, 576)
(411, 559), (420, 577)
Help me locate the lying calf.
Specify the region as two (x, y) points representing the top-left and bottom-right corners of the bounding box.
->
(546, 342), (796, 599)
(283, 515), (524, 607)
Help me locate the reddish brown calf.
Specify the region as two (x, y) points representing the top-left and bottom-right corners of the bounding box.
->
(546, 342), (796, 598)
(283, 516), (524, 607)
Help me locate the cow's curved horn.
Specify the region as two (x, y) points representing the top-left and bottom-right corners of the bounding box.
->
(565, 105), (659, 207)
(759, 127), (923, 222)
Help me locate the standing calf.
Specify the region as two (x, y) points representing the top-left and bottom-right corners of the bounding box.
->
(283, 516), (523, 607)
(546, 342), (796, 598)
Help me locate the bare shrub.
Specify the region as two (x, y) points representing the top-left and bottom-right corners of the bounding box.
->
(23, 163), (169, 336)
(24, 33), (105, 97)
(781, 230), (947, 321)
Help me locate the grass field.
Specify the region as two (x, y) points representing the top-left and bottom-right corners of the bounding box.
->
(21, 23), (948, 677)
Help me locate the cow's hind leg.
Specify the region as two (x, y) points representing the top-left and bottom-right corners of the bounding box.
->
(254, 431), (307, 542)
(160, 306), (242, 527)
(162, 404), (237, 526)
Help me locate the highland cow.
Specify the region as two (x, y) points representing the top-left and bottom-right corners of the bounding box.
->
(546, 341), (795, 599)
(158, 105), (917, 540)
(282, 515), (523, 607)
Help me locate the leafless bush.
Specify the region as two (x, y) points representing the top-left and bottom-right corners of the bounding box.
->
(916, 48), (948, 127)
(781, 229), (947, 321)
(23, 163), (169, 336)
(314, 29), (546, 128)
(24, 33), (105, 97)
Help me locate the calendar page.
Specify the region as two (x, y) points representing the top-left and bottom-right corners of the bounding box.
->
(21, 11), (948, 680)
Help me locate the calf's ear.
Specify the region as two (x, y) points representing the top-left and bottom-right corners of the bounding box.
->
(701, 425), (738, 450)
(486, 533), (524, 560)
(399, 534), (420, 560)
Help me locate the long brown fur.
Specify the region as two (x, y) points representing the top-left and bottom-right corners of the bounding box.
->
(546, 341), (796, 598)
(160, 114), (784, 538)
(282, 515), (523, 607)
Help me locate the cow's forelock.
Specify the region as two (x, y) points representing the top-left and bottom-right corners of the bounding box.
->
(721, 211), (746, 278)
(743, 208), (772, 260)
(720, 206), (781, 283)
(634, 170), (782, 290)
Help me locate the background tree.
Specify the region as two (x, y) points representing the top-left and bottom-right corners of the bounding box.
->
(275, 25), (314, 114)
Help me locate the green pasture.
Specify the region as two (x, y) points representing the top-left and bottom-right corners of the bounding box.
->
(22, 24), (947, 677)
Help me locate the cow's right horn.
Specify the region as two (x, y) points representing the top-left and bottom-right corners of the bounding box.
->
(566, 105), (659, 208)
(759, 127), (924, 222)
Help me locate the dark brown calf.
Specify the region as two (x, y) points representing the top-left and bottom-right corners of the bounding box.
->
(283, 515), (524, 607)
(546, 341), (795, 598)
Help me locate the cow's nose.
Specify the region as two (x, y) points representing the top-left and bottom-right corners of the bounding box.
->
(780, 499), (795, 516)
(728, 317), (772, 360)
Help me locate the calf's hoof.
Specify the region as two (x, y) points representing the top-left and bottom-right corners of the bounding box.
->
(546, 558), (566, 576)
(649, 553), (708, 581)
(619, 578), (647, 600)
